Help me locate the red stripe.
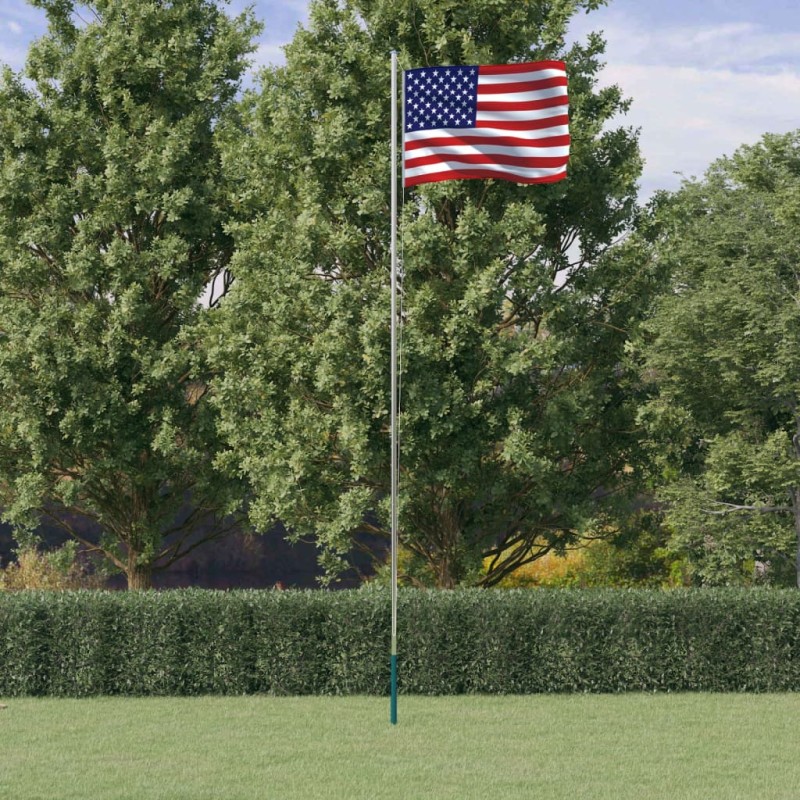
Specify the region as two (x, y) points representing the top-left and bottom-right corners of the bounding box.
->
(470, 114), (570, 132)
(478, 61), (566, 75)
(477, 96), (568, 112)
(405, 153), (569, 170)
(477, 76), (567, 94)
(475, 117), (569, 131)
(405, 168), (567, 187)
(404, 134), (571, 152)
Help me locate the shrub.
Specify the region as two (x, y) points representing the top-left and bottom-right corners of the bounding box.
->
(0, 543), (104, 592)
(496, 548), (588, 588)
(1, 588), (799, 696)
(494, 524), (689, 588)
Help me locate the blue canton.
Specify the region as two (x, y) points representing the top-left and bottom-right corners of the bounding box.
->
(404, 66), (479, 132)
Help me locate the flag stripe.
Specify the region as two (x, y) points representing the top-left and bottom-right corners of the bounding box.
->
(478, 90), (567, 106)
(404, 120), (570, 144)
(405, 152), (570, 170)
(404, 133), (571, 152)
(405, 166), (568, 187)
(478, 87), (568, 105)
(478, 60), (567, 75)
(478, 78), (568, 96)
(477, 95), (569, 113)
(403, 60), (569, 187)
(406, 160), (568, 178)
(475, 116), (566, 129)
(478, 67), (567, 84)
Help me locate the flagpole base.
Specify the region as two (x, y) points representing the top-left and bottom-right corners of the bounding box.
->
(390, 653), (398, 725)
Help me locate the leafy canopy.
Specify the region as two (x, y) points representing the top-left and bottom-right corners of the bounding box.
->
(0, 0), (259, 587)
(637, 130), (800, 586)
(209, 0), (653, 587)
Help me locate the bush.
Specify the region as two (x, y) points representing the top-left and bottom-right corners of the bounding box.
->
(494, 515), (690, 589)
(0, 544), (105, 592)
(1, 587), (799, 696)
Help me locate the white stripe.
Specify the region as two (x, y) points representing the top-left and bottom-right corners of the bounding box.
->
(477, 68), (566, 85)
(476, 105), (567, 123)
(478, 85), (568, 103)
(404, 124), (569, 143)
(405, 160), (567, 179)
(406, 144), (570, 160)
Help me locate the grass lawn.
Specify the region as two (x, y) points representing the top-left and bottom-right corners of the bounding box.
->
(1, 693), (798, 799)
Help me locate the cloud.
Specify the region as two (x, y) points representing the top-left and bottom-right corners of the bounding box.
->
(1, 2), (48, 33)
(0, 1), (48, 69)
(605, 63), (800, 197)
(583, 15), (800, 73)
(0, 42), (28, 70)
(252, 42), (287, 69)
(568, 14), (800, 198)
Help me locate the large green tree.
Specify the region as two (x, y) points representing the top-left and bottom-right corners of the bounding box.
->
(0, 0), (258, 588)
(638, 131), (800, 587)
(209, 0), (651, 587)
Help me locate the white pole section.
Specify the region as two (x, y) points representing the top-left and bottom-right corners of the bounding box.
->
(390, 49), (399, 726)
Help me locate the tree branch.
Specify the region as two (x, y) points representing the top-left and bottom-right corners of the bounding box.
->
(702, 501), (793, 516)
(39, 506), (127, 572)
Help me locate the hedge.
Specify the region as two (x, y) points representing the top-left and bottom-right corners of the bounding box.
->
(1, 587), (800, 696)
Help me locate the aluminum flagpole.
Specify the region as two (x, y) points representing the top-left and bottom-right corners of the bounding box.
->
(389, 49), (399, 726)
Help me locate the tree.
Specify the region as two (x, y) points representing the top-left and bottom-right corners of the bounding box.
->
(637, 131), (800, 587)
(209, 0), (650, 587)
(0, 0), (258, 588)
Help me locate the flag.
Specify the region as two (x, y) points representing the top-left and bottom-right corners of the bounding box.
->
(403, 61), (569, 187)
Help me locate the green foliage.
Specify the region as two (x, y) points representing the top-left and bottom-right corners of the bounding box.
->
(0, 1), (260, 587)
(209, 0), (652, 587)
(0, 542), (104, 591)
(577, 528), (688, 588)
(492, 515), (688, 588)
(636, 131), (800, 586)
(2, 587), (800, 696)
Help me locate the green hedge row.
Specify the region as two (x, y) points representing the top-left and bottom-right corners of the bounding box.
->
(1, 588), (800, 696)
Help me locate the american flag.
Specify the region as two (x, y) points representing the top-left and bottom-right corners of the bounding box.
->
(403, 61), (569, 187)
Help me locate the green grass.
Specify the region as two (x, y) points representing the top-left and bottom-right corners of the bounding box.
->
(1, 694), (799, 799)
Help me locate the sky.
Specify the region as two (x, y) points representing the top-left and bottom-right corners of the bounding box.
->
(0, 0), (798, 200)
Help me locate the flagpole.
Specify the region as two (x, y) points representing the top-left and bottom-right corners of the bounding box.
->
(389, 49), (399, 726)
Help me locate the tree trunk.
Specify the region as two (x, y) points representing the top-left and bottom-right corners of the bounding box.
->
(794, 492), (800, 590)
(793, 416), (800, 589)
(437, 557), (457, 589)
(126, 558), (153, 590)
(431, 500), (463, 588)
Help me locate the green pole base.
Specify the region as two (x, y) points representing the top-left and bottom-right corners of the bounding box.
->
(390, 654), (398, 725)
